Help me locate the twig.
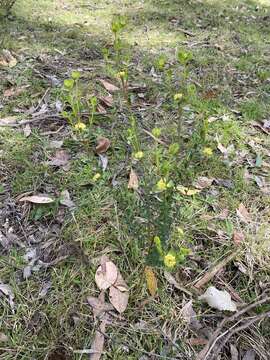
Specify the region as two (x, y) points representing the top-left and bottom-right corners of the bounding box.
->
(194, 250), (240, 289)
(195, 296), (270, 360)
(214, 311), (270, 358)
(142, 128), (168, 146)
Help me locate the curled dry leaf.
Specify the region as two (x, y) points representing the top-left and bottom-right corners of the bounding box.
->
(19, 195), (55, 204)
(0, 333), (8, 342)
(87, 292), (114, 318)
(99, 95), (113, 107)
(193, 176), (214, 190)
(128, 168), (139, 190)
(97, 104), (107, 114)
(99, 79), (119, 92)
(109, 286), (129, 313)
(181, 300), (202, 331)
(49, 149), (70, 169)
(199, 286), (237, 312)
(236, 203), (251, 223)
(145, 266), (157, 297)
(96, 137), (111, 154)
(90, 319), (107, 360)
(233, 231), (245, 246)
(98, 154), (108, 172)
(95, 259), (118, 290)
(0, 49), (17, 68)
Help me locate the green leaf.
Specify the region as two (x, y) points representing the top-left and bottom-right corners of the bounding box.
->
(71, 71), (81, 80)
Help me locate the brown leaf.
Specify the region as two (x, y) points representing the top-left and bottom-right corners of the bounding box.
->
(3, 86), (27, 98)
(97, 104), (107, 114)
(19, 195), (55, 204)
(0, 333), (8, 342)
(95, 258), (118, 290)
(216, 208), (229, 220)
(49, 149), (70, 169)
(164, 271), (192, 296)
(233, 231), (245, 245)
(193, 176), (214, 190)
(145, 266), (157, 297)
(89, 319), (107, 360)
(109, 286), (129, 313)
(128, 168), (139, 190)
(236, 203), (251, 223)
(99, 79), (119, 92)
(181, 300), (202, 331)
(99, 95), (113, 107)
(187, 337), (208, 346)
(0, 50), (17, 68)
(95, 137), (111, 154)
(87, 292), (114, 318)
(114, 272), (129, 292)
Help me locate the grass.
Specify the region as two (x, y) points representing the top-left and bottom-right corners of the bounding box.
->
(1, 0), (270, 359)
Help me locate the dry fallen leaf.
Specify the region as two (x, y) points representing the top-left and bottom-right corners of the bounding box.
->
(0, 49), (17, 68)
(19, 195), (55, 204)
(199, 286), (237, 311)
(59, 190), (75, 208)
(99, 79), (119, 92)
(233, 231), (245, 245)
(0, 116), (18, 126)
(164, 271), (192, 296)
(128, 168), (139, 190)
(96, 137), (111, 154)
(95, 258), (118, 290)
(188, 337), (208, 346)
(193, 176), (214, 190)
(49, 149), (70, 170)
(99, 95), (113, 107)
(89, 319), (107, 360)
(242, 349), (256, 360)
(109, 286), (129, 313)
(97, 104), (107, 114)
(236, 203), (251, 223)
(113, 272), (129, 292)
(0, 333), (8, 342)
(144, 266), (157, 297)
(230, 344), (239, 360)
(0, 282), (15, 310)
(87, 292), (114, 318)
(181, 300), (202, 330)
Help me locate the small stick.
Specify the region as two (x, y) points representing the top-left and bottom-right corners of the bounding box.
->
(194, 251), (240, 289)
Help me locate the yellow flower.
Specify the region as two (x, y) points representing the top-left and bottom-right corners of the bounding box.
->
(117, 71), (126, 79)
(74, 122), (86, 131)
(92, 173), (101, 182)
(164, 253), (176, 268)
(174, 93), (183, 101)
(156, 178), (167, 192)
(133, 151), (144, 160)
(202, 147), (213, 157)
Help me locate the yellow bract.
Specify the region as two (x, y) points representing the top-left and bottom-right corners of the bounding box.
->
(202, 147), (213, 157)
(174, 93), (183, 101)
(176, 185), (201, 196)
(164, 253), (176, 268)
(133, 151), (144, 160)
(92, 173), (101, 182)
(74, 122), (86, 131)
(145, 266), (158, 297)
(156, 178), (167, 191)
(117, 71), (126, 78)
